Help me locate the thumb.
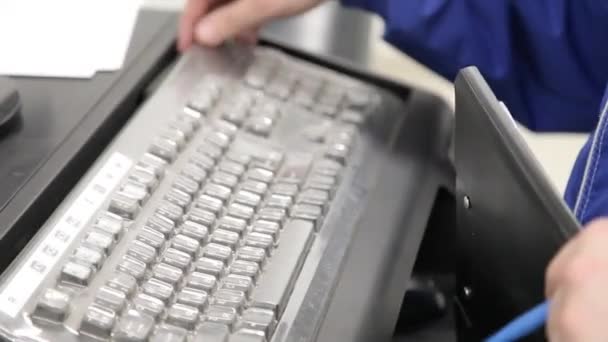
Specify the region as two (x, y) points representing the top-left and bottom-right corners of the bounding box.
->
(195, 0), (275, 46)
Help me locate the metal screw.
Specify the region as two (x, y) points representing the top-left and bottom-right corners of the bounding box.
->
(463, 195), (471, 209)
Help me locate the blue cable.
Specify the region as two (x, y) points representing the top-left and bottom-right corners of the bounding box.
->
(484, 301), (549, 342)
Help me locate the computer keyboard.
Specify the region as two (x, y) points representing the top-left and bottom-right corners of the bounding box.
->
(0, 43), (407, 341)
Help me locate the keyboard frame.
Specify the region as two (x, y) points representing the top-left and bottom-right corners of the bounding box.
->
(0, 13), (454, 342)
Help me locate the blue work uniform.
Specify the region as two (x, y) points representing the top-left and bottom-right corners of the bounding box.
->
(341, 0), (608, 225)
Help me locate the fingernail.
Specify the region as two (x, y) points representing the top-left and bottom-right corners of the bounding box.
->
(195, 21), (220, 46)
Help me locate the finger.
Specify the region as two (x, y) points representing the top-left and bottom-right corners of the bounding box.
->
(545, 232), (584, 297)
(178, 0), (214, 51)
(235, 27), (260, 45)
(547, 288), (566, 342)
(546, 217), (608, 297)
(194, 0), (275, 46)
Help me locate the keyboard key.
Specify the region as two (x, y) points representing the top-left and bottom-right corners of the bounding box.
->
(203, 183), (232, 202)
(211, 171), (239, 189)
(32, 288), (71, 323)
(117, 256), (147, 281)
(313, 158), (342, 178)
(236, 246), (266, 267)
(165, 187), (192, 208)
(217, 216), (247, 236)
(61, 261), (93, 286)
(210, 229), (240, 249)
(193, 322), (230, 342)
(172, 234), (201, 256)
(218, 160), (246, 176)
(114, 309), (155, 342)
(265, 194), (292, 210)
(325, 143), (349, 164)
(270, 183), (299, 197)
(107, 272), (137, 296)
(163, 248), (193, 271)
(195, 256), (226, 277)
(136, 227), (165, 251)
(233, 190), (262, 208)
(275, 157), (311, 185)
(127, 240), (157, 264)
(133, 293), (165, 319)
(95, 286), (127, 312)
(251, 220), (280, 242)
(346, 86), (374, 109)
(205, 132), (231, 151)
(205, 305), (237, 327)
(250, 150), (284, 172)
(202, 243), (233, 265)
(173, 174), (200, 195)
(119, 182), (148, 204)
(250, 220), (314, 317)
(142, 278), (174, 303)
(156, 201), (184, 223)
(84, 230), (114, 254)
(266, 77), (293, 100)
(139, 153), (168, 177)
(240, 180), (268, 196)
(297, 188), (330, 207)
(245, 65), (270, 89)
(153, 263), (184, 286)
(190, 153), (216, 171)
(212, 289), (246, 311)
(227, 203), (255, 222)
(72, 246), (104, 269)
(187, 207), (216, 227)
(149, 137), (179, 162)
(129, 167), (159, 191)
(246, 168), (274, 183)
(230, 260), (260, 280)
(181, 163), (207, 184)
(94, 212), (124, 238)
(340, 109), (366, 125)
(214, 119), (239, 137)
(146, 214), (175, 237)
(230, 329), (267, 342)
(245, 116), (273, 137)
(222, 274), (253, 296)
(177, 287), (209, 310)
(186, 92), (214, 115)
(167, 303), (199, 330)
(291, 204), (323, 229)
(305, 174), (336, 190)
(196, 195), (223, 216)
(180, 220), (209, 242)
(226, 150), (252, 167)
(150, 324), (188, 342)
(218, 104), (245, 126)
(108, 193), (140, 219)
(236, 308), (276, 338)
(256, 207), (286, 225)
(187, 272), (217, 293)
(79, 304), (116, 338)
(161, 128), (187, 150)
(169, 118), (195, 139)
(198, 143), (223, 161)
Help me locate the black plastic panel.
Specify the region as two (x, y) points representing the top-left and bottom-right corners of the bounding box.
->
(454, 67), (580, 340)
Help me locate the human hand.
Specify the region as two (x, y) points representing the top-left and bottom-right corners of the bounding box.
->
(545, 218), (608, 341)
(178, 0), (324, 51)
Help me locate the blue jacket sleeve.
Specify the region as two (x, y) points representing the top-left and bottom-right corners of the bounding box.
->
(341, 0), (608, 132)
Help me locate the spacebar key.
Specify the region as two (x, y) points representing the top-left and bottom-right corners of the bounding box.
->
(249, 219), (314, 318)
